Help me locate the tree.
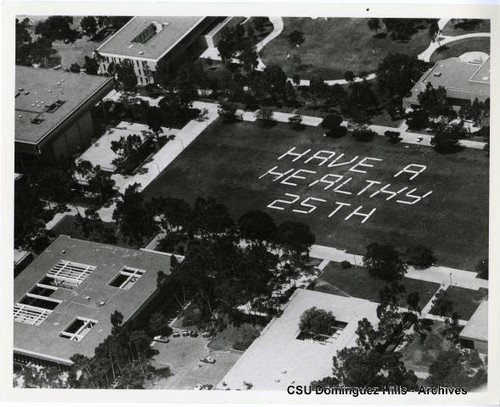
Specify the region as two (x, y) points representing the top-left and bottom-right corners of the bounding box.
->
(382, 18), (423, 41)
(352, 128), (377, 142)
(405, 245), (436, 269)
(115, 60), (138, 92)
(80, 16), (98, 37)
(299, 307), (337, 337)
(84, 56), (99, 75)
(275, 221), (315, 255)
(344, 70), (355, 82)
(428, 20), (440, 40)
(110, 310), (124, 330)
(287, 30), (305, 47)
(148, 313), (173, 336)
(321, 113), (347, 138)
(475, 258), (488, 280)
(377, 53), (431, 102)
(431, 122), (467, 153)
(238, 210), (276, 242)
(255, 108), (274, 127)
(69, 62), (81, 73)
(418, 84), (453, 119)
(384, 130), (402, 143)
(363, 242), (408, 281)
(112, 183), (158, 244)
(218, 101), (238, 123)
(430, 289), (455, 317)
(193, 197), (235, 235)
(35, 16), (77, 42)
(428, 348), (487, 389)
(288, 114), (303, 130)
(406, 108), (429, 130)
(367, 18), (381, 33)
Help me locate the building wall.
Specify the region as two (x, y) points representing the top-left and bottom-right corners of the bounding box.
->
(98, 17), (219, 85)
(41, 110), (95, 161)
(474, 339), (488, 354)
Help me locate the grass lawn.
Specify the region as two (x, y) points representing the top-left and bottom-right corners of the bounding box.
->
(399, 321), (450, 373)
(432, 286), (488, 320)
(314, 262), (440, 306)
(50, 214), (141, 250)
(260, 18), (433, 80)
(208, 323), (264, 351)
(441, 19), (491, 36)
(143, 120), (488, 270)
(430, 37), (490, 63)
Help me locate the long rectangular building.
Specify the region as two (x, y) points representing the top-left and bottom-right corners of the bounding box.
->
(13, 236), (171, 367)
(15, 67), (113, 162)
(97, 16), (220, 85)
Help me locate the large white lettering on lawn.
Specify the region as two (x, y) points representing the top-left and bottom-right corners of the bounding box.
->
(259, 147), (433, 224)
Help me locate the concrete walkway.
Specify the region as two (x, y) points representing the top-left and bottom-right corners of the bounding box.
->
(255, 17), (284, 71)
(310, 244), (487, 291)
(232, 100), (486, 150)
(418, 31), (491, 62)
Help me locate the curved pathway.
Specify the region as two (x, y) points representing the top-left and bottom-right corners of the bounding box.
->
(418, 32), (491, 62)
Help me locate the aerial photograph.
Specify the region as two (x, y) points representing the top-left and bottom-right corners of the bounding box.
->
(11, 14), (490, 394)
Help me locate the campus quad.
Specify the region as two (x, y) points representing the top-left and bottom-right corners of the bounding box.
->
(143, 120), (488, 271)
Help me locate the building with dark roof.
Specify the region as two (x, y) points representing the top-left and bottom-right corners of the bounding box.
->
(96, 16), (220, 85)
(13, 235), (171, 367)
(15, 67), (113, 162)
(403, 57), (490, 109)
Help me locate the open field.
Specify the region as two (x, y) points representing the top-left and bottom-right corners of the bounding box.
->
(441, 19), (491, 36)
(430, 286), (488, 320)
(260, 17), (433, 79)
(430, 37), (491, 63)
(143, 120), (488, 270)
(314, 262), (441, 306)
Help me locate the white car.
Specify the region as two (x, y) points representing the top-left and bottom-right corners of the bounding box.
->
(194, 382), (204, 390)
(153, 335), (170, 343)
(200, 356), (216, 364)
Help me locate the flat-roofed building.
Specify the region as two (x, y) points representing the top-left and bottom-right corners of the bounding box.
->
(15, 67), (113, 162)
(218, 289), (379, 391)
(96, 16), (220, 85)
(403, 56), (490, 109)
(13, 235), (171, 367)
(459, 300), (488, 354)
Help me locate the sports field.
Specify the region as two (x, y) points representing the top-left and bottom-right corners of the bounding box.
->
(143, 120), (489, 270)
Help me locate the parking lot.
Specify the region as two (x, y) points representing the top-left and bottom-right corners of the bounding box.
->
(150, 330), (242, 390)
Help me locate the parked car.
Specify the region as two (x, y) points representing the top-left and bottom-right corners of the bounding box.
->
(182, 330), (190, 337)
(190, 330), (198, 337)
(202, 384), (213, 390)
(153, 335), (170, 343)
(172, 332), (181, 338)
(202, 332), (211, 338)
(194, 382), (204, 390)
(200, 356), (216, 364)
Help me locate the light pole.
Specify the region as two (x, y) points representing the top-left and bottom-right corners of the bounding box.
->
(449, 272), (453, 285)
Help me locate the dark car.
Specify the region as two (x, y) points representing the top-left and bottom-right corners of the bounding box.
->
(190, 330), (198, 337)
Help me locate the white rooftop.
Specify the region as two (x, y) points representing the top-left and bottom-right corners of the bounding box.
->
(460, 300), (488, 342)
(218, 289), (379, 391)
